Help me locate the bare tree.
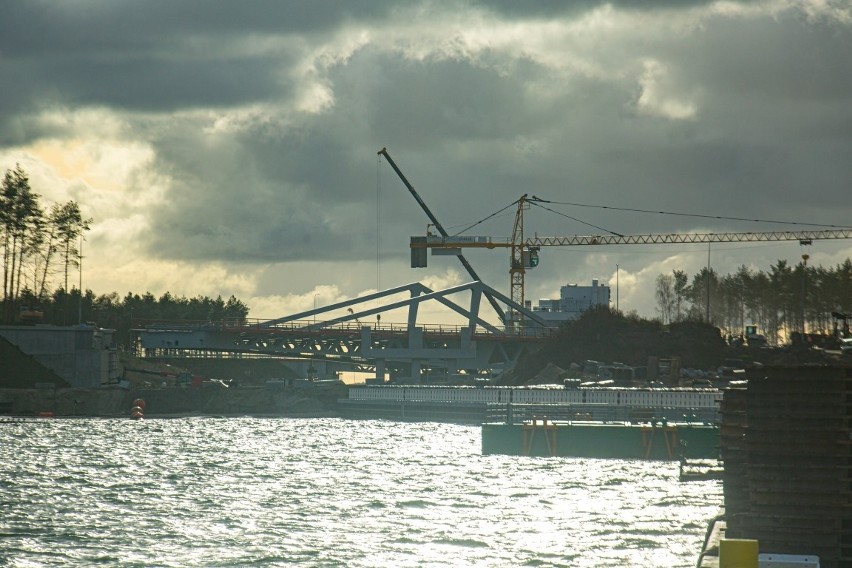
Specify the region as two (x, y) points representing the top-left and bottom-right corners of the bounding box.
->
(655, 273), (675, 324)
(673, 269), (688, 322)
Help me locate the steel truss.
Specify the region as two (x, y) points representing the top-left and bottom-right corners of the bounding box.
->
(135, 281), (552, 382)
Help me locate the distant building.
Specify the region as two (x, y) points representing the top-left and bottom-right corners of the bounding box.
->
(529, 279), (611, 323)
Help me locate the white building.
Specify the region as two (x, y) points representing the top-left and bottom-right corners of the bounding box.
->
(529, 279), (611, 323)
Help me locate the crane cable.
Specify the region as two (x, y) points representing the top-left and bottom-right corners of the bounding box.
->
(529, 197), (624, 237)
(448, 194), (850, 242)
(376, 154), (382, 294)
(452, 198), (522, 237)
(532, 197), (852, 230)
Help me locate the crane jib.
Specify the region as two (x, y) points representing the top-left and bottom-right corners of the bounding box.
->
(410, 230), (852, 248)
(526, 229), (852, 247)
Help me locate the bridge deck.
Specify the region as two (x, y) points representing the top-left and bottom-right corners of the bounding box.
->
(136, 319), (553, 341)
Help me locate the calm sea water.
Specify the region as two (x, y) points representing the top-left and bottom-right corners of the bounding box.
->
(0, 418), (721, 567)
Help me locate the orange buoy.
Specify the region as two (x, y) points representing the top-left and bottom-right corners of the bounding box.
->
(131, 398), (145, 419)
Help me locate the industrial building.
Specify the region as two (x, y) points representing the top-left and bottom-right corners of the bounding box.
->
(528, 279), (611, 323)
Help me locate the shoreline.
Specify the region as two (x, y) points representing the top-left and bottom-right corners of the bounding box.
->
(0, 384), (346, 419)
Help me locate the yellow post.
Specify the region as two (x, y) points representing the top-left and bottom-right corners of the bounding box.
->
(719, 539), (758, 568)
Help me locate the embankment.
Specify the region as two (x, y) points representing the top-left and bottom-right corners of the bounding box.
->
(0, 383), (348, 417)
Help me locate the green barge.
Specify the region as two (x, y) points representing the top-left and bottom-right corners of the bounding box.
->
(482, 419), (720, 460)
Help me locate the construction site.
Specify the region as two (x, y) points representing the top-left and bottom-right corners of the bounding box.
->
(3, 149), (852, 567)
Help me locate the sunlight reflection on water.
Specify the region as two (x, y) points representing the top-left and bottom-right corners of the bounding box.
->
(1, 417), (721, 567)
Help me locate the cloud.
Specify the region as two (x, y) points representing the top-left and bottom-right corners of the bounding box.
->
(633, 59), (698, 120)
(1, 0), (851, 321)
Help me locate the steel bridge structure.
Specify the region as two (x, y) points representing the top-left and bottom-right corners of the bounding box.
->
(134, 281), (554, 382)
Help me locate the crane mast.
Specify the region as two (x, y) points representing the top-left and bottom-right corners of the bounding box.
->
(508, 195), (530, 327)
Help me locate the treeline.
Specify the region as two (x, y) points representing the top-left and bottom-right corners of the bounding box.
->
(1, 164), (251, 347)
(11, 287), (250, 347)
(512, 306), (726, 380)
(1, 165), (90, 322)
(655, 258), (852, 343)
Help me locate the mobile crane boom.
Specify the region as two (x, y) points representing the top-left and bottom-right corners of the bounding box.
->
(378, 148), (444, 233)
(378, 147), (506, 322)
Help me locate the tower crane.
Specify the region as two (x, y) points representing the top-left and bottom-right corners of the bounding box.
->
(410, 195), (852, 327)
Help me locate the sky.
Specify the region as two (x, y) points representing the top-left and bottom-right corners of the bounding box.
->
(1, 0), (851, 326)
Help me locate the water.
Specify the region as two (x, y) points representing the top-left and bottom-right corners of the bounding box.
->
(1, 418), (721, 567)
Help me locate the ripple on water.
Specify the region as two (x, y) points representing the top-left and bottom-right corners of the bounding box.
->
(0, 417), (721, 567)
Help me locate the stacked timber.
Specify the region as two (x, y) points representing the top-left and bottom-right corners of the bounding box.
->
(722, 366), (852, 568)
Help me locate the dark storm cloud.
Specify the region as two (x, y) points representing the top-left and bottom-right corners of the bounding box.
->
(621, 11), (852, 228)
(23, 56), (290, 112)
(0, 0), (384, 119)
(2, 0), (851, 281)
(471, 0), (728, 18)
(144, 0), (852, 267)
(0, 1), (387, 55)
(364, 53), (547, 147)
(142, 119), (379, 263)
(141, 46), (560, 264)
(677, 13), (852, 105)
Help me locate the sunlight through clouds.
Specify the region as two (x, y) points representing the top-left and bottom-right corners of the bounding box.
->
(1, 0), (850, 319)
(634, 59), (698, 120)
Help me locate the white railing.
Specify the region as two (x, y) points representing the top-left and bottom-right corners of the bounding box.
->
(348, 385), (722, 409)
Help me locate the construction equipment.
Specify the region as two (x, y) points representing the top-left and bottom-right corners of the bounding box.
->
(17, 306), (44, 325)
(410, 195), (852, 327)
(377, 148), (506, 323)
(123, 367), (206, 387)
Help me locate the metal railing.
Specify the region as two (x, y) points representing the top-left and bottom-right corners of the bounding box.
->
(485, 402), (718, 425)
(135, 318), (556, 338)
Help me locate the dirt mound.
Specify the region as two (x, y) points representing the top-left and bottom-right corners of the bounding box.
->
(525, 362), (567, 385)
